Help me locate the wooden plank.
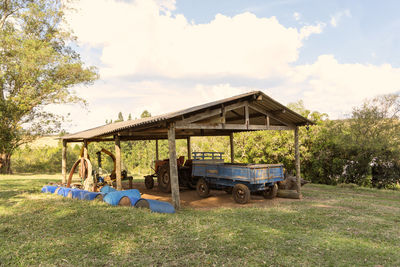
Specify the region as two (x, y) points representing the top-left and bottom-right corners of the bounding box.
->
(62, 140), (67, 184)
(248, 103), (296, 129)
(182, 108), (222, 123)
(181, 101), (247, 124)
(115, 135), (122, 191)
(155, 139), (159, 161)
(230, 133), (234, 163)
(175, 122), (291, 131)
(277, 189), (301, 199)
(168, 123), (180, 210)
(187, 137), (191, 160)
(244, 103), (249, 129)
(294, 127), (301, 196)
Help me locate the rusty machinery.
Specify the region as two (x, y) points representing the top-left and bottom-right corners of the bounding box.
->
(95, 148), (132, 188)
(144, 156), (198, 193)
(65, 147), (132, 191)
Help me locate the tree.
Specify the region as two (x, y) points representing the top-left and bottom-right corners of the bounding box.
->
(116, 111), (124, 122)
(140, 110), (151, 118)
(0, 0), (98, 173)
(127, 113), (132, 120)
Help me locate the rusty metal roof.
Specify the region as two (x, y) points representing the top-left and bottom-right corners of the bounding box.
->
(62, 91), (314, 141)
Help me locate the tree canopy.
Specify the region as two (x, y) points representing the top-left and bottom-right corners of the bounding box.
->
(0, 0), (98, 173)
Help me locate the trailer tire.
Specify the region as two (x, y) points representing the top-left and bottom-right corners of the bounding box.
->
(263, 183), (278, 199)
(157, 165), (171, 193)
(144, 175), (154, 189)
(232, 184), (250, 204)
(196, 178), (210, 198)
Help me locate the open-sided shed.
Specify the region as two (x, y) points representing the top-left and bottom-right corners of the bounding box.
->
(61, 91), (313, 209)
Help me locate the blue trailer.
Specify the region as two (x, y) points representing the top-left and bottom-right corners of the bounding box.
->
(192, 152), (285, 204)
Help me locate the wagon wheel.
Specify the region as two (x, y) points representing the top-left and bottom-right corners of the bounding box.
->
(263, 183), (278, 199)
(144, 175), (154, 189)
(157, 165), (171, 193)
(196, 178), (210, 198)
(232, 184), (250, 204)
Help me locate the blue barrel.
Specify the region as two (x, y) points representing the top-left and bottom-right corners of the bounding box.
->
(100, 185), (117, 194)
(118, 196), (140, 206)
(68, 189), (86, 199)
(57, 187), (72, 197)
(81, 191), (104, 201)
(103, 189), (141, 206)
(41, 185), (58, 193)
(135, 199), (175, 214)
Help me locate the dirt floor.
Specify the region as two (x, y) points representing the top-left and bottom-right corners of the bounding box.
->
(125, 182), (297, 210)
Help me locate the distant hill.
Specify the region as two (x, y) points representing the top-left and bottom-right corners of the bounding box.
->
(29, 136), (60, 148)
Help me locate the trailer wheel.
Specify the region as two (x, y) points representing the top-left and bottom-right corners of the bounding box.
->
(232, 184), (250, 204)
(144, 175), (154, 189)
(196, 178), (210, 198)
(263, 183), (278, 199)
(157, 165), (171, 193)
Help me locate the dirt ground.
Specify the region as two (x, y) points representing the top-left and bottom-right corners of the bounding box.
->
(125, 182), (297, 210)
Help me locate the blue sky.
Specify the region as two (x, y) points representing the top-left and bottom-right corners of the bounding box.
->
(56, 0), (400, 132)
(174, 0), (400, 67)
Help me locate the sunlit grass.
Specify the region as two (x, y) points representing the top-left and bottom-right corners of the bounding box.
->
(1, 174), (400, 266)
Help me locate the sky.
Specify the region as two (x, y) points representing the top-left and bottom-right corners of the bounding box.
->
(55, 0), (400, 132)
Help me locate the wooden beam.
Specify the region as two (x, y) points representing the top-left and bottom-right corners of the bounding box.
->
(62, 140), (67, 184)
(155, 139), (159, 161)
(230, 109), (242, 118)
(175, 122), (291, 131)
(244, 103), (249, 129)
(220, 104), (226, 124)
(248, 103), (296, 129)
(181, 101), (247, 124)
(115, 135), (122, 191)
(83, 140), (88, 159)
(187, 137), (191, 160)
(168, 123), (180, 210)
(294, 127), (301, 197)
(230, 133), (234, 163)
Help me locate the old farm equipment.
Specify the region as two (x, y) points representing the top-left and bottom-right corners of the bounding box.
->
(144, 151), (287, 204)
(192, 152), (285, 204)
(95, 148), (132, 188)
(144, 156), (198, 193)
(65, 147), (132, 191)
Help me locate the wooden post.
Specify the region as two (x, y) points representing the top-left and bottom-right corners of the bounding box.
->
(244, 104), (249, 128)
(168, 123), (180, 210)
(187, 137), (191, 160)
(155, 139), (159, 161)
(62, 140), (67, 184)
(294, 127), (301, 196)
(230, 133), (234, 163)
(83, 140), (88, 159)
(115, 135), (122, 191)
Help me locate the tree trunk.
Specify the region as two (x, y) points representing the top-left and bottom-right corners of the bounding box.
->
(0, 153), (12, 174)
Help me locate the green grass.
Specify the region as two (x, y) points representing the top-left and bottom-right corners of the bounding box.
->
(1, 174), (400, 266)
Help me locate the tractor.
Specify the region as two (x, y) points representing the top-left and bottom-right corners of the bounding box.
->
(144, 156), (198, 193)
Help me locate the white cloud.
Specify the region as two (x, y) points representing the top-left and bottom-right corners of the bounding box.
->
(57, 1), (400, 132)
(293, 12), (301, 21)
(299, 22), (326, 39)
(66, 0), (323, 80)
(330, 9), (351, 27)
(285, 55), (400, 117)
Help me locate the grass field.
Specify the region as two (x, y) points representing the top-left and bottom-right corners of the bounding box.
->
(1, 174), (400, 266)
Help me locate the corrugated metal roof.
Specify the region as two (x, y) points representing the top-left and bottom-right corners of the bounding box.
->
(62, 91), (313, 140)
